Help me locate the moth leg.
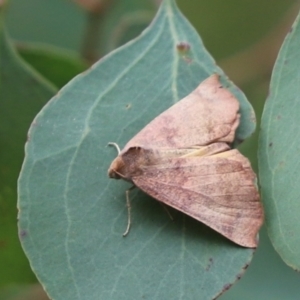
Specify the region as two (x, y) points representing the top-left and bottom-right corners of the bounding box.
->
(108, 142), (121, 155)
(123, 185), (136, 237)
(159, 203), (174, 221)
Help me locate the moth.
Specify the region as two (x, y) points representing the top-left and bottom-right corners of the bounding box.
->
(108, 74), (263, 248)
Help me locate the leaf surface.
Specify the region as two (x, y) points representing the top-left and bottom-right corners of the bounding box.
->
(18, 0), (257, 299)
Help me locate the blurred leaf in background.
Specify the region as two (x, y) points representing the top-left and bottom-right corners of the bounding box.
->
(259, 10), (300, 271)
(17, 43), (88, 88)
(79, 0), (158, 61)
(0, 0), (56, 288)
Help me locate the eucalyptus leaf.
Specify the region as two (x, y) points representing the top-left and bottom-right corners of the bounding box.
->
(259, 11), (300, 270)
(18, 0), (257, 299)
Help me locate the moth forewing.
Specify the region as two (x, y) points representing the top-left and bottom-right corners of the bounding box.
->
(108, 74), (263, 247)
(132, 148), (262, 248)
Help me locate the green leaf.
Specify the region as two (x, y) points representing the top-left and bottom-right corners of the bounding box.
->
(18, 0), (257, 299)
(17, 43), (88, 88)
(258, 11), (300, 270)
(0, 4), (56, 287)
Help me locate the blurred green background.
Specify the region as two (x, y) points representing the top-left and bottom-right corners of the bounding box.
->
(1, 0), (300, 299)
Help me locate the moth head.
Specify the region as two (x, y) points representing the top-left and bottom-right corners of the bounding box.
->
(108, 156), (126, 179)
(108, 146), (146, 181)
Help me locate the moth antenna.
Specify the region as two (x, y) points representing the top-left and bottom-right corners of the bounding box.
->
(108, 142), (121, 155)
(123, 186), (136, 237)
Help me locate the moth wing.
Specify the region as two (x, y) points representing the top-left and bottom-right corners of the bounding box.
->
(132, 149), (263, 247)
(124, 74), (240, 150)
